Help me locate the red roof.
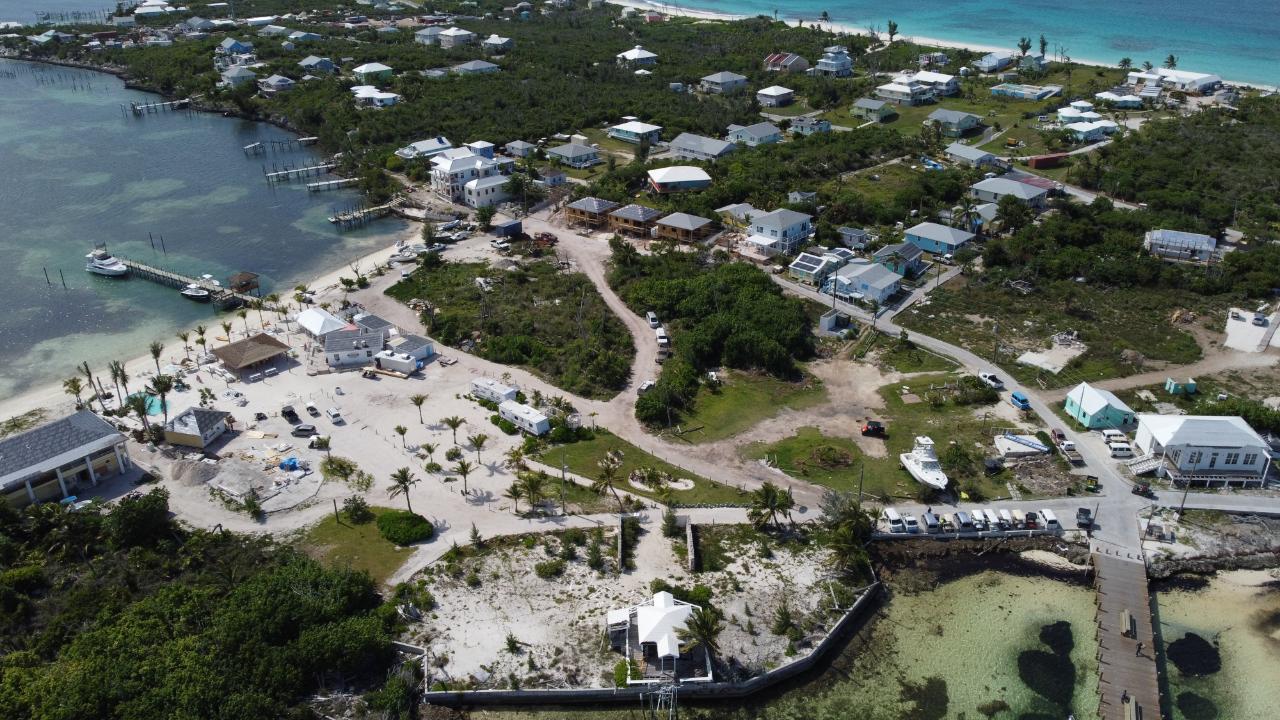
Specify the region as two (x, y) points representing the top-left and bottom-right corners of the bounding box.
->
(1016, 175), (1057, 191)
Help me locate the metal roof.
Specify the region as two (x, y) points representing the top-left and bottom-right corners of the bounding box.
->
(946, 142), (994, 161)
(166, 407), (230, 436)
(548, 142), (597, 158)
(0, 410), (122, 482)
(853, 97), (887, 109)
(972, 177), (1048, 200)
(647, 166), (711, 184)
(610, 204), (663, 222)
(752, 208), (811, 229)
(1146, 229), (1217, 250)
(905, 222), (975, 245)
(928, 108), (981, 125)
(670, 132), (735, 157)
(1138, 414), (1267, 450)
(566, 196), (619, 213)
(702, 71), (747, 83)
(657, 212), (711, 231)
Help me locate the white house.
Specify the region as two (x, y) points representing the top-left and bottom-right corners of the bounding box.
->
(371, 350), (417, 375)
(756, 85), (794, 107)
(726, 122), (782, 147)
(431, 148), (504, 201)
(482, 34), (513, 54)
(1063, 120), (1119, 142)
(669, 132), (736, 162)
(351, 85), (401, 107)
(748, 208), (812, 255)
(414, 26), (445, 45)
(498, 401), (550, 435)
(970, 177), (1049, 208)
(258, 74), (295, 94)
(907, 70), (959, 96)
(1128, 68), (1221, 94)
(946, 142), (996, 167)
(463, 175), (510, 208)
(824, 261), (902, 305)
(471, 378), (518, 403)
(607, 591), (712, 684)
(1095, 91), (1143, 108)
(546, 142), (600, 168)
(395, 136), (454, 160)
(220, 65), (257, 87)
(324, 329), (385, 369)
(439, 26), (476, 48)
(700, 71), (748, 94)
(875, 80), (932, 106)
(812, 45), (852, 77)
(1134, 414), (1271, 488)
(164, 407), (230, 449)
(617, 45), (657, 66)
(1143, 229), (1217, 261)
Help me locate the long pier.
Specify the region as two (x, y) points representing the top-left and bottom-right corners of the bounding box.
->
(265, 163), (336, 182)
(129, 98), (190, 115)
(243, 137), (320, 156)
(328, 197), (403, 229)
(1092, 552), (1163, 719)
(117, 257), (255, 310)
(307, 177), (358, 192)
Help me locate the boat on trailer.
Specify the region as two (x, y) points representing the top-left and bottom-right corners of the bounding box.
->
(900, 436), (949, 490)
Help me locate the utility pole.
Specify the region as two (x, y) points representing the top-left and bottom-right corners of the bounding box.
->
(560, 450), (568, 516)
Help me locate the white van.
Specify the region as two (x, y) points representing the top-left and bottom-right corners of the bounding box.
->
(999, 509), (1014, 528)
(982, 509), (1000, 528)
(1040, 508), (1060, 530)
(655, 327), (669, 347)
(883, 508), (905, 533)
(1011, 509), (1026, 528)
(1101, 429), (1126, 442)
(646, 311), (659, 328)
(904, 515), (920, 534)
(1108, 442), (1134, 458)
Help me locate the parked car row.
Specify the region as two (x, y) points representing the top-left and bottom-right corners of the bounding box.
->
(1101, 428), (1134, 458)
(882, 506), (1061, 534)
(647, 310), (672, 362)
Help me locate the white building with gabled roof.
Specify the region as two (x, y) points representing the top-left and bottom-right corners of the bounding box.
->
(1134, 414), (1271, 487)
(607, 591), (713, 684)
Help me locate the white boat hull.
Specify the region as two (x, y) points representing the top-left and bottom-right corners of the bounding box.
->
(900, 453), (949, 490)
(86, 264), (129, 277)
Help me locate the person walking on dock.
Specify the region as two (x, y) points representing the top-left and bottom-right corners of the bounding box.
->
(1135, 641), (1143, 656)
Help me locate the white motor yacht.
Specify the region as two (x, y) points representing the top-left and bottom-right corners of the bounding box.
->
(180, 283), (211, 302)
(84, 249), (129, 277)
(900, 436), (949, 490)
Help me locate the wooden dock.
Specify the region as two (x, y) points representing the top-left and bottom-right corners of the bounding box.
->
(265, 163), (335, 182)
(129, 98), (190, 115)
(1092, 552), (1164, 719)
(307, 177), (358, 192)
(117, 257), (256, 310)
(329, 197), (404, 229)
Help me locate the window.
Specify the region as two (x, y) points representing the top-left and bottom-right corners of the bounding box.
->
(1187, 451), (1202, 465)
(1208, 453), (1218, 469)
(1244, 453), (1258, 466)
(1170, 450), (1182, 464)
(1225, 453), (1239, 465)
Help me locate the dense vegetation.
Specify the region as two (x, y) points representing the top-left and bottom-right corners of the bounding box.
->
(608, 238), (816, 425)
(1079, 96), (1280, 239)
(386, 257), (634, 399)
(584, 126), (915, 221)
(0, 489), (399, 720)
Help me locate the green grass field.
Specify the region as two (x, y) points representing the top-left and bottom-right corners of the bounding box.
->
(300, 506), (415, 586)
(670, 370), (828, 444)
(838, 162), (922, 204)
(744, 375), (1015, 502)
(539, 431), (749, 506)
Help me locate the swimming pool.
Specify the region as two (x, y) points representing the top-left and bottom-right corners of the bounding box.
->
(127, 393), (167, 416)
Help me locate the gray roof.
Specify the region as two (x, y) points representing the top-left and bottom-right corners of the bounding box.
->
(506, 139), (535, 150)
(299, 55), (332, 67)
(0, 410), (122, 481)
(393, 333), (434, 354)
(853, 98), (887, 110)
(670, 132), (735, 157)
(657, 212), (712, 231)
(874, 241), (923, 262)
(837, 262), (901, 291)
(728, 122), (781, 140)
(610, 204), (663, 222)
(1147, 229), (1216, 250)
(905, 221), (975, 245)
(752, 208), (811, 230)
(354, 313), (393, 332)
(702, 70), (747, 83)
(324, 328), (385, 353)
(566, 196), (619, 213)
(548, 142), (597, 158)
(223, 66), (257, 78)
(971, 177), (1048, 200)
(946, 142), (994, 161)
(454, 59), (499, 72)
(166, 407), (229, 436)
(928, 108), (982, 125)
(839, 226), (870, 238)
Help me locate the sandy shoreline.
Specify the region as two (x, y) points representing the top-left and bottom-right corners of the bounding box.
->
(606, 0), (1274, 90)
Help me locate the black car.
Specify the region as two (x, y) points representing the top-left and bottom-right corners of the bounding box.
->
(281, 405), (300, 423)
(290, 424), (317, 438)
(1076, 508), (1093, 528)
(860, 420), (886, 437)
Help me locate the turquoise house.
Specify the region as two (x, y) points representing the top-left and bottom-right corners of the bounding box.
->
(1064, 382), (1135, 429)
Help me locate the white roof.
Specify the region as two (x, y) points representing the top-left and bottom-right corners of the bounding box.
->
(1096, 91), (1142, 103)
(972, 177), (1047, 200)
(877, 82), (915, 93)
(1153, 68), (1221, 86)
(1067, 382), (1134, 416)
(756, 85), (793, 97)
(466, 175), (508, 190)
(440, 26), (474, 36)
(1069, 100), (1094, 110)
(353, 62), (391, 74)
(499, 400), (548, 426)
(617, 45), (656, 60)
(647, 166), (711, 184)
(911, 70), (955, 84)
(611, 120), (662, 134)
(1138, 414), (1267, 450)
(906, 221), (975, 244)
(946, 142), (994, 161)
(634, 591), (694, 659)
(836, 262), (901, 291)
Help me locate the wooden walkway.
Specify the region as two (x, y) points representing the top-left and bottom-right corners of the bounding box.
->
(117, 258), (256, 310)
(1093, 551), (1164, 719)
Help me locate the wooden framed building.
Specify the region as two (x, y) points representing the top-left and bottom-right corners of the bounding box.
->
(608, 203), (664, 236)
(655, 212), (714, 242)
(564, 196), (620, 228)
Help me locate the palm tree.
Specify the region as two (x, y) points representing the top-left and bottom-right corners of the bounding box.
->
(453, 459), (474, 494)
(521, 472), (547, 511)
(748, 482), (795, 529)
(80, 361), (103, 412)
(1017, 36), (1031, 58)
(827, 521), (871, 578)
(442, 416), (465, 445)
(1163, 54), (1177, 69)
(592, 450), (626, 515)
(468, 433), (489, 464)
(421, 442), (438, 463)
(504, 447), (526, 472)
(1142, 60), (1154, 72)
(177, 331), (191, 360)
(236, 309), (249, 336)
(954, 195), (978, 233)
(148, 341), (164, 374)
(126, 393), (150, 431)
(220, 321), (233, 345)
(146, 374), (174, 425)
(250, 298), (265, 326)
(886, 19), (898, 44)
(63, 377), (84, 408)
(312, 435), (331, 458)
(394, 424), (408, 447)
(107, 360), (124, 404)
(677, 606), (725, 660)
(387, 467), (419, 513)
(409, 393), (428, 423)
(504, 483), (523, 514)
(1118, 57), (1132, 70)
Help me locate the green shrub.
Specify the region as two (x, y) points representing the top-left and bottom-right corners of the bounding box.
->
(342, 495), (374, 524)
(376, 510), (434, 546)
(445, 447), (463, 462)
(661, 509), (680, 538)
(534, 559), (565, 579)
(649, 579), (712, 607)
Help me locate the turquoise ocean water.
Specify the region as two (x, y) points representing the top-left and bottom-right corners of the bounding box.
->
(0, 58), (405, 398)
(643, 0), (1280, 87)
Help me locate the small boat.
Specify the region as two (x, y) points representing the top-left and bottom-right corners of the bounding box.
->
(180, 283), (211, 302)
(900, 436), (949, 490)
(85, 248), (129, 277)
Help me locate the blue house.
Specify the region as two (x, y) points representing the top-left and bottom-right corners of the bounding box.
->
(873, 242), (925, 278)
(904, 222), (974, 255)
(1064, 382), (1135, 429)
(607, 120), (662, 145)
(974, 51), (1014, 73)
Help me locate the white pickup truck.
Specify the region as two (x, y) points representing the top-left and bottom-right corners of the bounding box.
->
(978, 371), (1004, 390)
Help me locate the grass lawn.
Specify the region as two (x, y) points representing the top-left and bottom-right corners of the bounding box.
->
(744, 375), (1016, 502)
(979, 125), (1054, 157)
(579, 128), (638, 160)
(559, 163), (609, 181)
(762, 100), (816, 117)
(670, 370), (828, 444)
(539, 431), (749, 506)
(838, 162), (922, 204)
(300, 506), (414, 586)
(898, 277), (1223, 389)
(868, 333), (959, 373)
(387, 259), (634, 400)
